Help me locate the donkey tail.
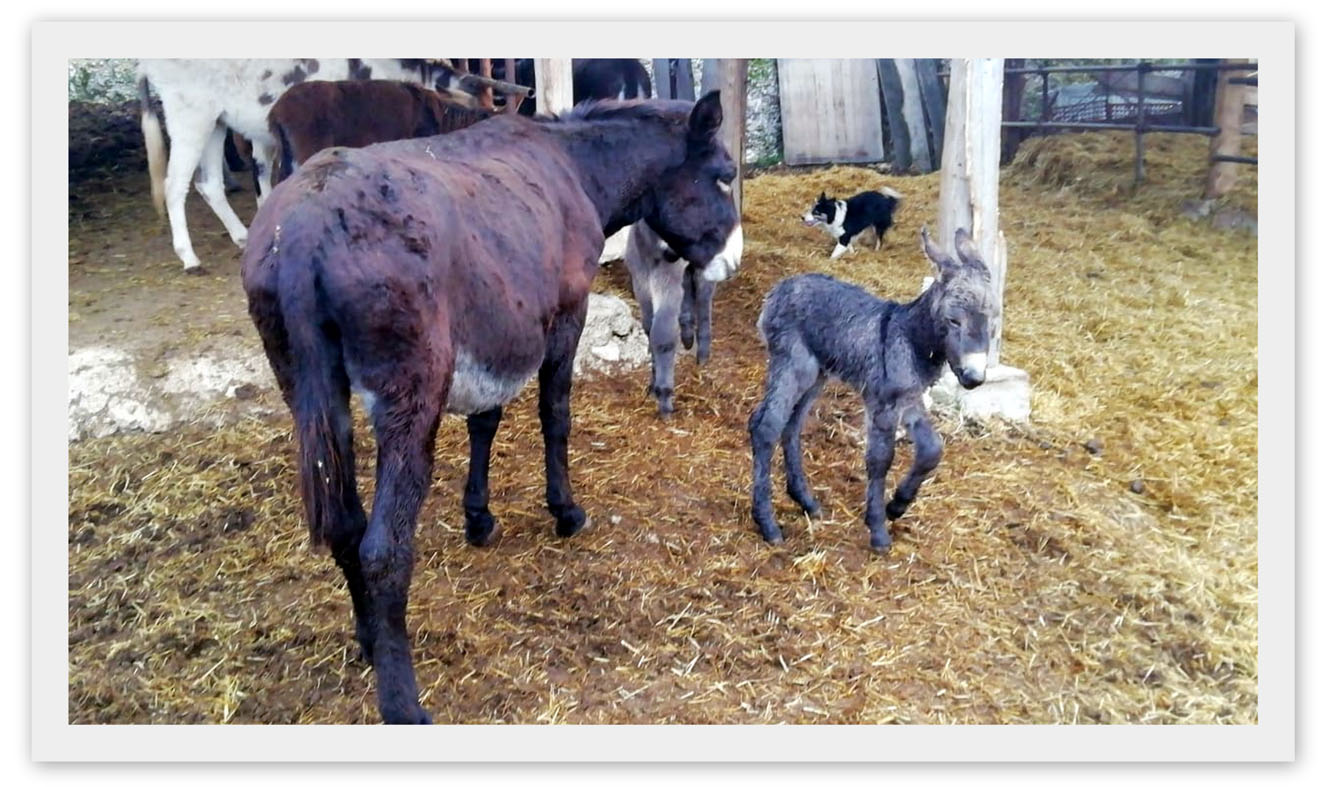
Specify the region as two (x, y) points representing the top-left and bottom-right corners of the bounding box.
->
(270, 117), (296, 186)
(878, 185), (902, 202)
(276, 247), (356, 550)
(138, 75), (167, 218)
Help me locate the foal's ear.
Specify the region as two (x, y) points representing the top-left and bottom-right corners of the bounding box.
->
(688, 90), (724, 142)
(920, 226), (962, 280)
(953, 227), (987, 269)
(819, 191), (827, 201)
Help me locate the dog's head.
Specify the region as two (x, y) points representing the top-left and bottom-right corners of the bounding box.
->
(801, 191), (838, 227)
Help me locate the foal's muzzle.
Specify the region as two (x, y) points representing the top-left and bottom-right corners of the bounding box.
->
(955, 352), (988, 390)
(700, 225), (743, 282)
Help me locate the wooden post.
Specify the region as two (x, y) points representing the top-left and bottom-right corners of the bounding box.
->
(938, 58), (1007, 365)
(915, 58), (947, 165)
(703, 59), (748, 215)
(503, 58), (522, 113)
(652, 59), (671, 98)
(534, 58), (574, 115)
(476, 58), (495, 111)
(1204, 58), (1250, 199)
(877, 59), (913, 172)
(1000, 58), (1026, 164)
(673, 58), (696, 101)
(895, 59), (933, 171)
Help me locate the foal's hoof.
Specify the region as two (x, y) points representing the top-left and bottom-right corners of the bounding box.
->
(553, 506), (589, 538)
(382, 704), (433, 725)
(182, 265), (206, 276)
(868, 527), (893, 555)
(885, 496), (911, 521)
(465, 511), (502, 547)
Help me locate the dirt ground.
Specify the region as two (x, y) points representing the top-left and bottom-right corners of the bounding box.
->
(67, 131), (1258, 725)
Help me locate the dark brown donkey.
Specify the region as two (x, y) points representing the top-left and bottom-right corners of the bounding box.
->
(242, 92), (741, 724)
(268, 80), (496, 184)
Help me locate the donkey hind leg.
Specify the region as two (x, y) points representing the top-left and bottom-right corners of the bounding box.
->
(680, 266), (697, 350)
(249, 289), (375, 664)
(863, 392), (902, 553)
(358, 371), (447, 724)
(683, 266), (716, 365)
(748, 342), (820, 544)
(540, 305), (590, 537)
(886, 404), (943, 522)
(645, 260), (686, 416)
(192, 123), (250, 250)
(159, 108), (220, 271)
(463, 406), (503, 547)
(249, 137), (278, 208)
(782, 374), (827, 517)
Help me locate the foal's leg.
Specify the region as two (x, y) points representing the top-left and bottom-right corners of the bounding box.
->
(749, 343), (819, 544)
(782, 374), (826, 516)
(886, 405), (943, 522)
(463, 406), (503, 547)
(863, 391), (901, 553)
(359, 374), (446, 724)
(540, 306), (589, 537)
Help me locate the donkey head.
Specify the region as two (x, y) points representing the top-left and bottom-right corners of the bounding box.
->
(921, 226), (995, 389)
(643, 90), (742, 283)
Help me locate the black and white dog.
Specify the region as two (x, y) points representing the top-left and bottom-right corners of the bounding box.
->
(801, 187), (902, 260)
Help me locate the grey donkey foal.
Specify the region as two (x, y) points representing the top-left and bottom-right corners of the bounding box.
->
(748, 227), (994, 552)
(625, 220), (734, 416)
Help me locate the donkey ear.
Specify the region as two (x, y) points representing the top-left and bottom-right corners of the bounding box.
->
(819, 190), (827, 201)
(954, 227), (991, 273)
(688, 90), (724, 142)
(920, 226), (961, 279)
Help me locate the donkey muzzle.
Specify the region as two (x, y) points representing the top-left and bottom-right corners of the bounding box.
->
(956, 352), (988, 389)
(700, 224), (743, 282)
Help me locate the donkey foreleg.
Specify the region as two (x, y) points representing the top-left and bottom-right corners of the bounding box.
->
(863, 394), (901, 553)
(463, 406), (504, 547)
(886, 407), (943, 521)
(539, 307), (589, 538)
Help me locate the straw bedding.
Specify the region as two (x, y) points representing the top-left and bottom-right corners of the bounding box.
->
(67, 131), (1258, 724)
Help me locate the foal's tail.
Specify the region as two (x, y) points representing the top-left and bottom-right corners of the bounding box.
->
(276, 245), (357, 550)
(138, 76), (167, 218)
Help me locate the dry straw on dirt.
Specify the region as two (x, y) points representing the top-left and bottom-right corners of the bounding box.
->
(68, 131), (1257, 724)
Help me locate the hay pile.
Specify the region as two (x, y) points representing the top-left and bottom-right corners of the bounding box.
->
(68, 131), (1257, 724)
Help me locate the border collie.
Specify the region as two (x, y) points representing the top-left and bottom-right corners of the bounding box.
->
(801, 187), (902, 260)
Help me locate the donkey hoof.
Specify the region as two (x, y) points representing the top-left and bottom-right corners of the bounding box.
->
(885, 497), (911, 521)
(656, 399), (675, 418)
(554, 507), (589, 538)
(465, 516), (502, 548)
(868, 528), (893, 554)
(695, 349), (710, 366)
(800, 501), (822, 519)
(382, 704), (433, 725)
(183, 265), (206, 276)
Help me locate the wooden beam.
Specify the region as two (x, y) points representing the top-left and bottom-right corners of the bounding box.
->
(895, 59), (932, 171)
(652, 59), (671, 98)
(1204, 58), (1251, 199)
(702, 59), (748, 215)
(876, 59), (913, 171)
(914, 58), (947, 165)
(534, 58), (574, 115)
(938, 58), (1007, 364)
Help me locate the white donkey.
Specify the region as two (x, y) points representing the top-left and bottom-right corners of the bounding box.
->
(138, 59), (476, 273)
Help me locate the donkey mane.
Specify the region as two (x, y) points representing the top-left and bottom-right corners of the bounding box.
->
(554, 98), (692, 124)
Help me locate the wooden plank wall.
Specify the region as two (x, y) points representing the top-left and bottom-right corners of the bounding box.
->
(777, 59), (885, 166)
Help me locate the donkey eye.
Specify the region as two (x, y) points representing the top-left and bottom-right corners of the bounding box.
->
(947, 317), (962, 327)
